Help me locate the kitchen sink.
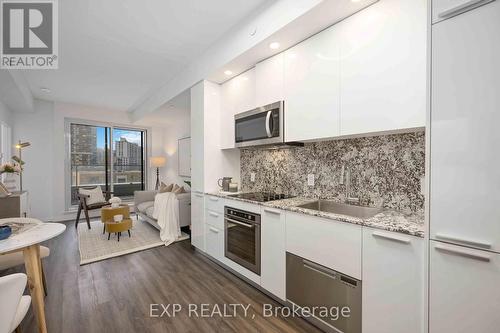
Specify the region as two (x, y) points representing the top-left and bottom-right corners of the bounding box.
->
(296, 200), (383, 219)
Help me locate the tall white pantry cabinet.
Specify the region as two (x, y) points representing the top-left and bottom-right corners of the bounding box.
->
(430, 1), (500, 332)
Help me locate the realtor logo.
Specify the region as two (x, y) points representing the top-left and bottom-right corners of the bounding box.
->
(1, 0), (58, 69)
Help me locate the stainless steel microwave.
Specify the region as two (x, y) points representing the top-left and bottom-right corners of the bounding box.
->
(235, 101), (283, 148)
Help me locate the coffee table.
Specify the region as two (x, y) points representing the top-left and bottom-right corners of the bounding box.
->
(101, 205), (133, 241)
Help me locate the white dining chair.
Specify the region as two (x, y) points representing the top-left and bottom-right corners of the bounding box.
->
(0, 273), (31, 333)
(0, 246), (50, 296)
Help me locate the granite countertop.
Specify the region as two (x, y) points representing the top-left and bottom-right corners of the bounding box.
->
(206, 192), (425, 238)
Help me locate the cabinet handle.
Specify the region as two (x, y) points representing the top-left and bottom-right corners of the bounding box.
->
(209, 212), (219, 218)
(209, 227), (219, 234)
(435, 234), (491, 249)
(263, 208), (280, 215)
(194, 193), (204, 198)
(438, 0), (494, 18)
(209, 197), (219, 202)
(434, 244), (491, 262)
(372, 231), (411, 244)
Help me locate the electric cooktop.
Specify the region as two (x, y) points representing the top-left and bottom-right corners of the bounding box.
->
(229, 192), (295, 202)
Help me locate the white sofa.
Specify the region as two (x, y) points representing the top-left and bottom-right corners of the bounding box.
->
(133, 190), (191, 230)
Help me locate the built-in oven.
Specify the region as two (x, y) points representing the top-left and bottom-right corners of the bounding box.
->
(235, 101), (283, 148)
(224, 206), (261, 275)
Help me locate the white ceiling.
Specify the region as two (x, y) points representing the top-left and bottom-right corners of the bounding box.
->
(136, 90), (190, 128)
(21, 0), (271, 110)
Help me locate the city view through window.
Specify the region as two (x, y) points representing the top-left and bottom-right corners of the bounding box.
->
(70, 123), (146, 205)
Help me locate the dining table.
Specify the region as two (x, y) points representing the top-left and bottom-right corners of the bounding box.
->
(0, 218), (66, 333)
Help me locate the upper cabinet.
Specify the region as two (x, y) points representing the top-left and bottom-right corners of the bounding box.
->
(219, 0), (427, 145)
(283, 24), (341, 142)
(256, 53), (284, 106)
(220, 68), (256, 149)
(339, 0), (427, 136)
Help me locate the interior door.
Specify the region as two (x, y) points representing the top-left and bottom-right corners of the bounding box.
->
(430, 1), (500, 252)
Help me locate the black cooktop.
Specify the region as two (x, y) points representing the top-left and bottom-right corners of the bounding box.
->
(229, 192), (295, 202)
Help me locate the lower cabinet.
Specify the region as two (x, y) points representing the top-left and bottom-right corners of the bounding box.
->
(190, 192), (205, 251)
(286, 212), (362, 279)
(429, 241), (500, 333)
(205, 222), (224, 261)
(260, 207), (286, 301)
(362, 228), (424, 333)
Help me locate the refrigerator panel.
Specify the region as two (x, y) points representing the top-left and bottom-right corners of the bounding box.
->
(430, 0), (500, 253)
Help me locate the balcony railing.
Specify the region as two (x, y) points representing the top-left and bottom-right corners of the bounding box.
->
(70, 163), (145, 205)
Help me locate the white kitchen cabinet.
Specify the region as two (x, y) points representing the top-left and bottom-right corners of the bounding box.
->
(191, 81), (240, 190)
(285, 212), (362, 279)
(205, 225), (223, 261)
(205, 208), (223, 230)
(430, 241), (500, 332)
(220, 68), (256, 149)
(362, 228), (425, 333)
(260, 207), (286, 301)
(432, 0), (494, 23)
(205, 195), (225, 214)
(430, 1), (500, 253)
(340, 0), (426, 136)
(256, 53), (284, 106)
(283, 23), (341, 142)
(191, 192), (205, 251)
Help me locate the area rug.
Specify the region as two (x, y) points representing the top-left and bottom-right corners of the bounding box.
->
(77, 218), (189, 265)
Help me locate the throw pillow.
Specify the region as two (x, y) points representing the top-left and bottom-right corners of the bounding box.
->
(159, 182), (173, 193)
(79, 187), (105, 205)
(172, 186), (185, 194)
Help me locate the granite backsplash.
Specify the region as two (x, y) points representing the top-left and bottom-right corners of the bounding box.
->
(240, 131), (425, 214)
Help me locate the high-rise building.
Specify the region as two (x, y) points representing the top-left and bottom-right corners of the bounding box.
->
(114, 137), (141, 166)
(70, 124), (97, 166)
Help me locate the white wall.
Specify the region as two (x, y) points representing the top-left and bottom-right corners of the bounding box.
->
(0, 101), (13, 126)
(12, 100), (165, 221)
(12, 100), (54, 220)
(160, 108), (191, 188)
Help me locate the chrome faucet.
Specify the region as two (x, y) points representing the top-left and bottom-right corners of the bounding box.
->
(341, 165), (360, 204)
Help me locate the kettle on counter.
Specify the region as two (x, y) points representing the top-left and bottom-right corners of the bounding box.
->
(218, 177), (232, 192)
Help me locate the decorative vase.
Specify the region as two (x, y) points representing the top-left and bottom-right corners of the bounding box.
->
(109, 196), (122, 208)
(0, 225), (12, 240)
(2, 173), (18, 192)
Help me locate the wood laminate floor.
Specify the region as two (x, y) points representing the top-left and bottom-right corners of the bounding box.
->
(2, 221), (321, 333)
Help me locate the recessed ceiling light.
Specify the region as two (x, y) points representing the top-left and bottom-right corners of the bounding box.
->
(40, 87), (51, 93)
(224, 70), (233, 76)
(269, 42), (280, 50)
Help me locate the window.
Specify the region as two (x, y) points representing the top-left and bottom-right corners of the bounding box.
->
(69, 122), (146, 206)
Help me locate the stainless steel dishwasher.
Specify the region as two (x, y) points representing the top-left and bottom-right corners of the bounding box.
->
(286, 252), (362, 333)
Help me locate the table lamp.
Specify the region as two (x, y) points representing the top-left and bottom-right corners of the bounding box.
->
(150, 156), (166, 190)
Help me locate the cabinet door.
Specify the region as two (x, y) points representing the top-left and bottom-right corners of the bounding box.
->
(260, 207), (286, 300)
(340, 0), (426, 136)
(286, 212), (362, 279)
(284, 24), (341, 142)
(220, 68), (256, 149)
(191, 192), (205, 251)
(362, 229), (424, 333)
(205, 224), (223, 261)
(256, 53), (284, 106)
(430, 1), (500, 252)
(430, 241), (500, 332)
(432, 0), (494, 23)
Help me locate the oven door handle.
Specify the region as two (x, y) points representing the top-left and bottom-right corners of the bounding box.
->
(265, 111), (273, 138)
(225, 217), (254, 228)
